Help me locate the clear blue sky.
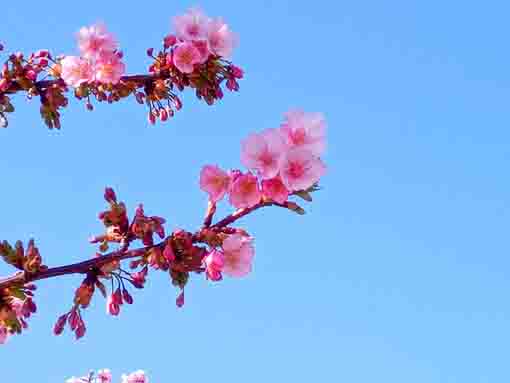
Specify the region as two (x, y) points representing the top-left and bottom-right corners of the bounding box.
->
(1, 1), (510, 382)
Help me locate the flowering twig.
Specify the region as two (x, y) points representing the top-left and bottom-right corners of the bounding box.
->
(0, 8), (243, 129)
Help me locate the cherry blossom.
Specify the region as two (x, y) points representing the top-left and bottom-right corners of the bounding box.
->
(207, 18), (237, 58)
(222, 234), (255, 277)
(94, 51), (125, 84)
(280, 109), (327, 156)
(60, 56), (93, 88)
(229, 172), (262, 209)
(241, 128), (286, 179)
(173, 8), (210, 41)
(261, 176), (289, 204)
(280, 148), (326, 192)
(77, 23), (117, 59)
(200, 165), (231, 203)
(204, 249), (224, 281)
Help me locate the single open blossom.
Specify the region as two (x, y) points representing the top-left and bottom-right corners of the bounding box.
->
(229, 172), (262, 209)
(60, 56), (93, 88)
(241, 128), (286, 179)
(222, 233), (255, 277)
(280, 148), (326, 192)
(77, 23), (117, 59)
(200, 165), (231, 203)
(207, 18), (237, 58)
(204, 249), (224, 281)
(173, 42), (202, 73)
(261, 176), (289, 204)
(94, 51), (125, 84)
(280, 110), (327, 156)
(121, 370), (149, 383)
(173, 8), (209, 41)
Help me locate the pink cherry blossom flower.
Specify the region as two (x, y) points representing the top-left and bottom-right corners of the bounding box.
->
(229, 172), (262, 209)
(60, 56), (93, 88)
(94, 51), (125, 84)
(173, 42), (202, 73)
(199, 165), (231, 203)
(97, 369), (112, 383)
(121, 370), (149, 383)
(222, 233), (255, 277)
(173, 8), (209, 41)
(241, 128), (286, 179)
(261, 176), (289, 204)
(280, 109), (327, 156)
(204, 249), (224, 281)
(207, 18), (237, 58)
(280, 148), (326, 192)
(77, 23), (117, 59)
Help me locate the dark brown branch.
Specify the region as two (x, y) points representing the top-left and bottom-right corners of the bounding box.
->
(0, 200), (296, 291)
(4, 73), (165, 94)
(0, 244), (157, 290)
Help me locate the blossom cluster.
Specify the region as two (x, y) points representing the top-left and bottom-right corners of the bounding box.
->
(200, 109), (327, 208)
(60, 23), (125, 87)
(0, 108), (327, 343)
(66, 369), (148, 383)
(170, 7), (237, 73)
(0, 7), (243, 129)
(197, 109), (327, 281)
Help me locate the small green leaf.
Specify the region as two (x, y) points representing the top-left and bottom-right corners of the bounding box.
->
(286, 201), (306, 215)
(295, 190), (313, 202)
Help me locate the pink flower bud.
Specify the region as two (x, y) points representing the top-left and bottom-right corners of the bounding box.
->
(176, 291), (185, 308)
(159, 108), (168, 121)
(107, 295), (120, 316)
(146, 47), (154, 57)
(25, 70), (37, 81)
(112, 288), (123, 305)
(163, 34), (177, 48)
(75, 321), (86, 339)
(53, 314), (67, 335)
(148, 111), (156, 125)
(68, 310), (79, 330)
(104, 187), (117, 203)
(230, 65), (244, 79)
(204, 249), (224, 281)
(226, 78), (239, 91)
(35, 49), (49, 58)
(122, 289), (133, 304)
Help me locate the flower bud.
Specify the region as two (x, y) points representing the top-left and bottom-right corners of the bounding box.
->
(53, 314), (67, 335)
(122, 289), (133, 304)
(176, 291), (184, 308)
